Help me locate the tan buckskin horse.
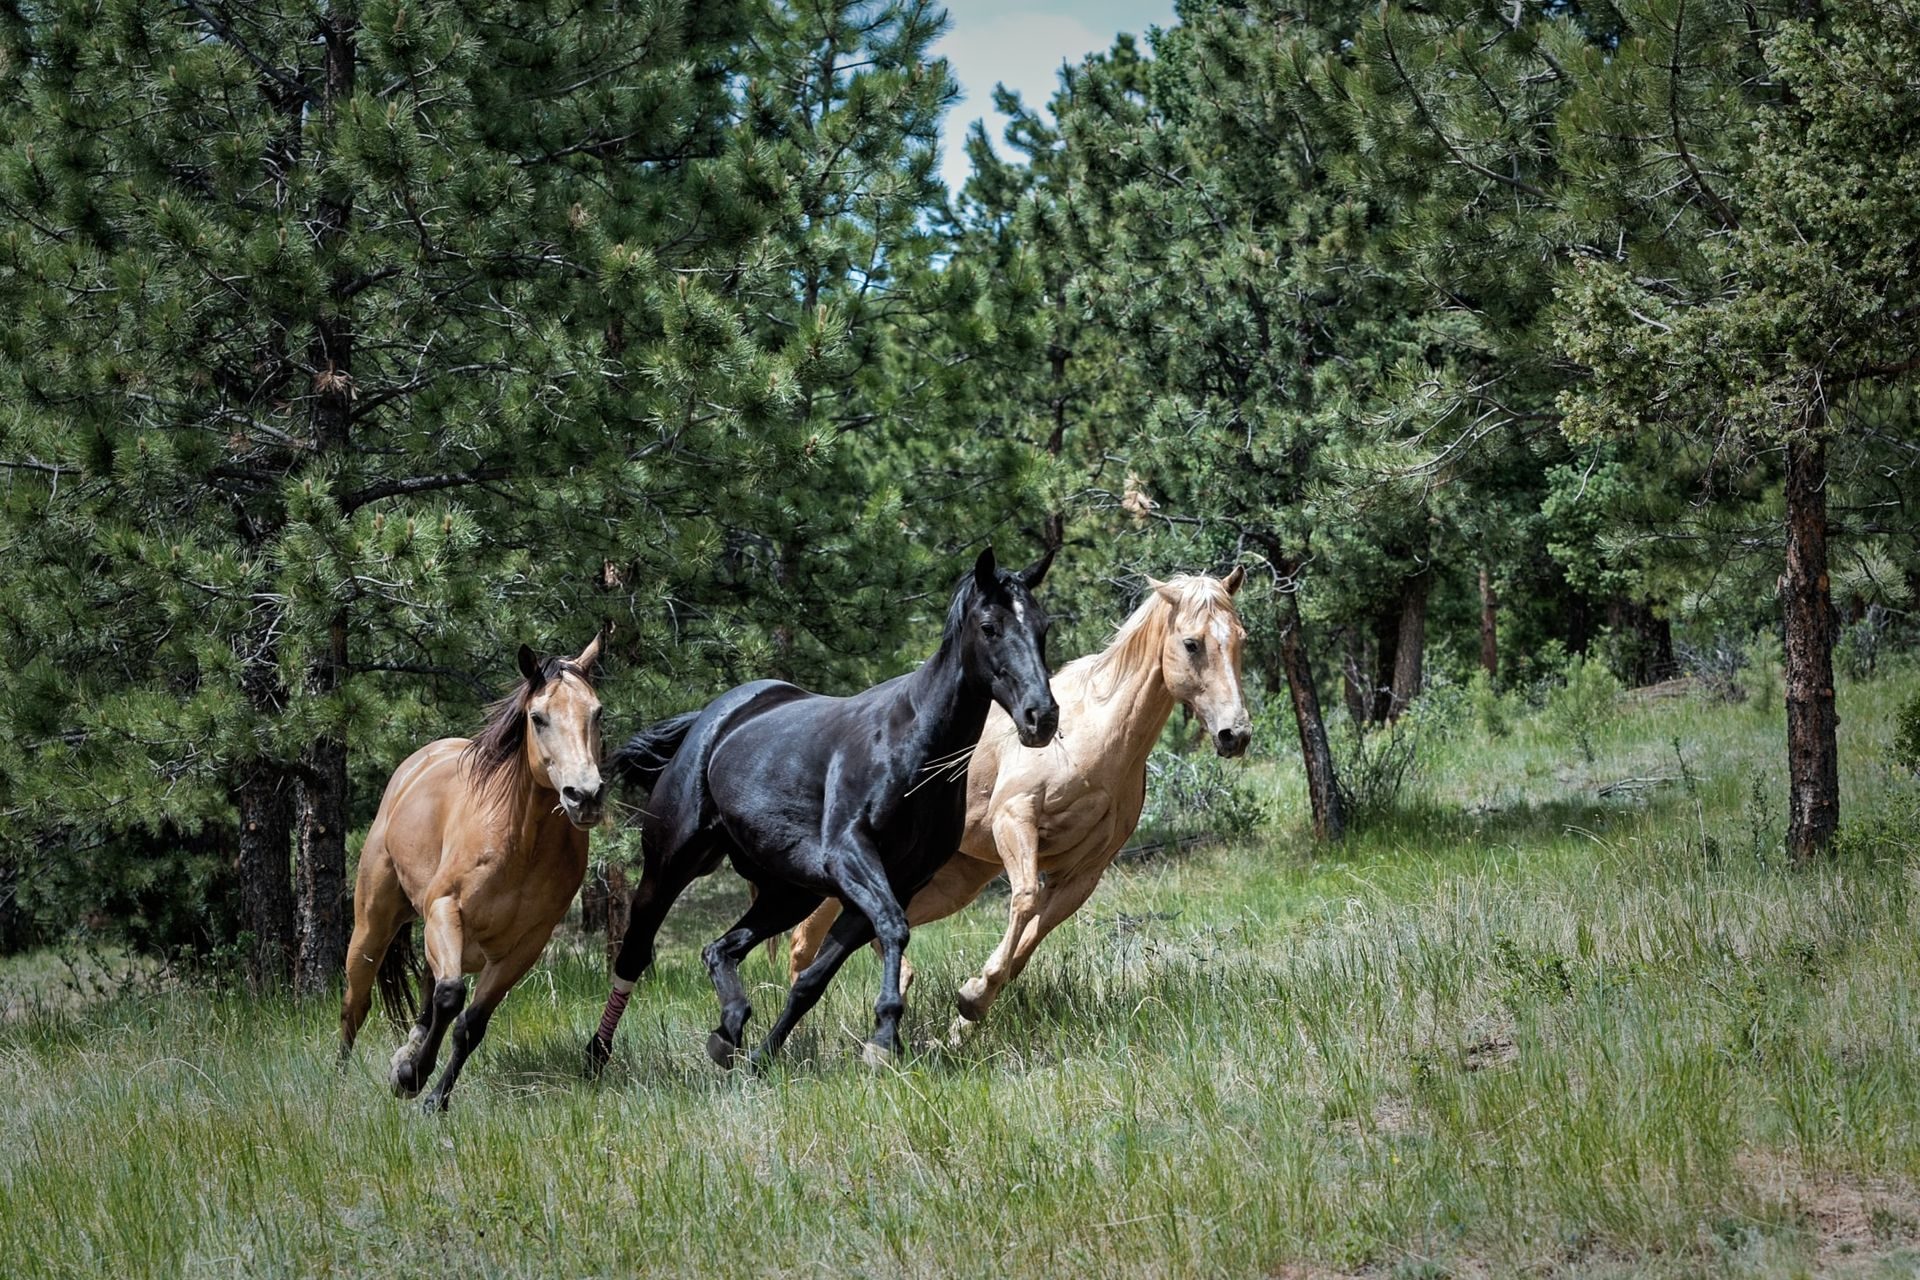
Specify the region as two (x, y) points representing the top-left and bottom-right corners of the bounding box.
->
(787, 570), (1249, 1036)
(339, 635), (606, 1110)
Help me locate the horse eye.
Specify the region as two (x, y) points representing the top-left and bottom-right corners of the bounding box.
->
(981, 622), (999, 638)
(530, 712), (549, 728)
(1183, 637), (1201, 654)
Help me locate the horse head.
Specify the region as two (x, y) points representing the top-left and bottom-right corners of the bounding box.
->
(517, 631), (607, 828)
(1152, 566), (1251, 757)
(957, 546), (1059, 748)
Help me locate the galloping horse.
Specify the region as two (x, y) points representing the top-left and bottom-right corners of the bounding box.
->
(586, 548), (1057, 1072)
(787, 570), (1249, 1035)
(340, 635), (606, 1111)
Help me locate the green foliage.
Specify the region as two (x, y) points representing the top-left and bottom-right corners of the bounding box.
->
(1894, 691), (1920, 777)
(1542, 653), (1621, 765)
(1742, 630), (1784, 714)
(1465, 669), (1513, 739)
(1136, 749), (1265, 848)
(0, 0), (969, 956)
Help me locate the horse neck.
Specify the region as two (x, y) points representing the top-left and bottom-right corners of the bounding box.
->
(1083, 608), (1178, 768)
(904, 637), (993, 763)
(490, 752), (570, 854)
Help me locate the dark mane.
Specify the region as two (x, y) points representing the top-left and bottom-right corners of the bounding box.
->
(934, 565), (993, 660)
(462, 656), (579, 801)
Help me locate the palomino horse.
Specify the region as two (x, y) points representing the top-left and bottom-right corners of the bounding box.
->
(586, 547), (1057, 1072)
(339, 635), (606, 1111)
(787, 569), (1249, 1035)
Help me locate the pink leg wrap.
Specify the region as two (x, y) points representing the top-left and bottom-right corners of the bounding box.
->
(595, 985), (632, 1046)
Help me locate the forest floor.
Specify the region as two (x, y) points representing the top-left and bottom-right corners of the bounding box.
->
(2, 668), (1919, 1278)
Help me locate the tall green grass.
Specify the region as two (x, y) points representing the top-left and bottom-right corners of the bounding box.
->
(1, 672), (1917, 1277)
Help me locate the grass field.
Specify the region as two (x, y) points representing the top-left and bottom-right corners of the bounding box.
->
(2, 670), (1919, 1278)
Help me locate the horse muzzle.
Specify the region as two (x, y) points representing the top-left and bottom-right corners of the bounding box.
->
(1015, 701), (1060, 748)
(1213, 724), (1252, 759)
(561, 781), (607, 829)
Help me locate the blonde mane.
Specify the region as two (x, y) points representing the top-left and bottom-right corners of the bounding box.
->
(1078, 574), (1240, 698)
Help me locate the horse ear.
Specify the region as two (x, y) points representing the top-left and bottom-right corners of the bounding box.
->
(973, 546), (998, 593)
(517, 644), (544, 688)
(1222, 565), (1245, 595)
(1149, 575), (1179, 604)
(574, 629), (604, 674)
(1016, 544), (1056, 590)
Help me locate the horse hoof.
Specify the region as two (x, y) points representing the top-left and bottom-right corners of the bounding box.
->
(390, 1053), (423, 1100)
(954, 981), (990, 1024)
(584, 1035), (612, 1079)
(706, 1030), (741, 1070)
(860, 1040), (896, 1071)
(946, 1014), (980, 1047)
(420, 1092), (449, 1115)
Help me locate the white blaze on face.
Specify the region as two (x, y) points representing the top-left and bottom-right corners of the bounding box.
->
(1209, 612), (1246, 722)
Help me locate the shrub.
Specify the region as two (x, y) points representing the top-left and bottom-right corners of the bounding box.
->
(1135, 749), (1264, 851)
(1542, 653), (1620, 765)
(1466, 669), (1513, 738)
(1894, 690), (1920, 776)
(1740, 630), (1783, 713)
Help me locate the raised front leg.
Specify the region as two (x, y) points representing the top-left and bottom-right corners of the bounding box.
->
(955, 799), (1042, 1024)
(757, 839), (911, 1067)
(953, 863), (1106, 1037)
(784, 854), (1001, 989)
(392, 895), (465, 1099)
(421, 940), (544, 1113)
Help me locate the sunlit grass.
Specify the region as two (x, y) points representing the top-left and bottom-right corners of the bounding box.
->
(1, 671), (1918, 1277)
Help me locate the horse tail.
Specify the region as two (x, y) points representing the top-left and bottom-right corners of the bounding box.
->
(375, 925), (423, 1031)
(609, 710), (701, 793)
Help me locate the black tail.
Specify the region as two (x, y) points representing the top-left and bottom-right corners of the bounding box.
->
(609, 710), (700, 793)
(376, 926), (423, 1031)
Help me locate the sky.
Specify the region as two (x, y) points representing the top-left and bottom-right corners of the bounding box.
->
(931, 0), (1177, 194)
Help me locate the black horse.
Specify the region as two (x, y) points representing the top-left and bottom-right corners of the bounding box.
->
(587, 547), (1058, 1071)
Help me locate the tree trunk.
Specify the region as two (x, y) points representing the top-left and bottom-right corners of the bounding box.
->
(235, 762), (295, 991)
(1388, 569), (1429, 720)
(604, 862), (633, 968)
(1479, 564), (1499, 679)
(580, 864), (609, 934)
(294, 15), (357, 997)
(1784, 438), (1839, 861)
(295, 658), (349, 996)
(1567, 592), (1595, 656)
(1340, 627), (1369, 729)
(1280, 593), (1346, 842)
(1369, 605), (1397, 723)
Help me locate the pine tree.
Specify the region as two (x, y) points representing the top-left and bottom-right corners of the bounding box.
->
(1556, 3), (1920, 858)
(0, 0), (759, 984)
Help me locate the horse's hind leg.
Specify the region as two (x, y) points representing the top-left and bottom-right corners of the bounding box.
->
(339, 841), (409, 1061)
(585, 854), (707, 1074)
(702, 883), (825, 1069)
(391, 895), (466, 1100)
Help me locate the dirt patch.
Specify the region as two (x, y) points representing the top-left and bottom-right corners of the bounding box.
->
(1738, 1149), (1920, 1269)
(1462, 1034), (1517, 1072)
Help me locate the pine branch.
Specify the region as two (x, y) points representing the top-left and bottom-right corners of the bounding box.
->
(1378, 17), (1552, 202)
(338, 468), (512, 512)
